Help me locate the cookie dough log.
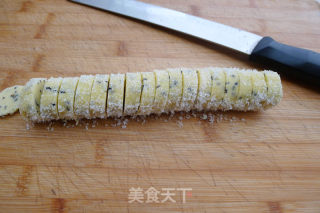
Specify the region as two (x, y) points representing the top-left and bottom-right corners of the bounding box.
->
(74, 75), (95, 119)
(153, 70), (169, 114)
(107, 73), (125, 118)
(235, 70), (253, 111)
(0, 86), (24, 117)
(195, 68), (212, 111)
(263, 70), (283, 109)
(165, 68), (183, 113)
(40, 77), (63, 121)
(207, 67), (226, 111)
(19, 78), (47, 121)
(222, 68), (240, 110)
(138, 72), (155, 116)
(89, 74), (109, 119)
(58, 77), (79, 120)
(180, 68), (198, 112)
(124, 72), (142, 116)
(249, 70), (268, 111)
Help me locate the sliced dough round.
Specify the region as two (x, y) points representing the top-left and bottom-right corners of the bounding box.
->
(222, 68), (240, 110)
(249, 70), (267, 111)
(58, 77), (79, 120)
(181, 68), (198, 112)
(124, 72), (142, 116)
(195, 68), (212, 111)
(235, 70), (253, 111)
(138, 72), (155, 116)
(208, 67), (226, 111)
(0, 85), (24, 117)
(74, 75), (95, 119)
(263, 70), (283, 109)
(40, 77), (63, 121)
(107, 73), (125, 118)
(90, 74), (109, 119)
(153, 70), (169, 114)
(19, 78), (46, 122)
(166, 68), (183, 113)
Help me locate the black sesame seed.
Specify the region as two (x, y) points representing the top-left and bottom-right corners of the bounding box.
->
(156, 85), (160, 89)
(46, 86), (52, 90)
(108, 87), (112, 91)
(60, 90), (66, 94)
(173, 80), (178, 86)
(52, 103), (56, 107)
(143, 78), (147, 81)
(232, 85), (236, 91)
(235, 82), (238, 86)
(187, 87), (192, 92)
(97, 80), (102, 84)
(225, 89), (228, 93)
(211, 76), (214, 81)
(2, 97), (5, 100)
(66, 106), (70, 111)
(231, 74), (235, 78)
(14, 86), (17, 89)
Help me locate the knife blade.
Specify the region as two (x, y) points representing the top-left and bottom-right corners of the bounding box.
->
(70, 0), (320, 85)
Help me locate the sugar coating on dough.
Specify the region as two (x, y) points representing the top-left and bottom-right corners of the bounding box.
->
(90, 74), (109, 119)
(40, 77), (63, 121)
(0, 85), (24, 117)
(153, 70), (169, 114)
(19, 78), (46, 122)
(166, 68), (183, 112)
(74, 75), (95, 119)
(195, 68), (212, 111)
(208, 67), (226, 110)
(107, 73), (125, 118)
(222, 68), (240, 110)
(181, 68), (198, 112)
(124, 72), (142, 116)
(249, 70), (267, 111)
(58, 77), (79, 120)
(263, 70), (283, 108)
(138, 72), (155, 116)
(235, 70), (253, 111)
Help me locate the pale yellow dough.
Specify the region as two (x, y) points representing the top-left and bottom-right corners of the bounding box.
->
(222, 68), (240, 110)
(19, 78), (46, 121)
(166, 68), (183, 112)
(153, 70), (169, 114)
(208, 67), (226, 110)
(195, 68), (212, 111)
(58, 77), (79, 120)
(40, 77), (63, 121)
(124, 72), (142, 116)
(90, 74), (109, 118)
(263, 71), (283, 108)
(181, 68), (198, 112)
(235, 70), (253, 110)
(107, 73), (125, 117)
(249, 71), (267, 111)
(138, 72), (155, 115)
(74, 75), (95, 119)
(0, 85), (24, 117)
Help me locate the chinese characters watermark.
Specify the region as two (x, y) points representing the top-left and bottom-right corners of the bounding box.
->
(128, 187), (192, 204)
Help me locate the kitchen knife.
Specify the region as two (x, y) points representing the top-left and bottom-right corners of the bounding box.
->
(70, 0), (320, 84)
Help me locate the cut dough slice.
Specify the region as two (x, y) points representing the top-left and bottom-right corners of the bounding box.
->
(235, 70), (253, 111)
(195, 68), (212, 111)
(124, 72), (142, 116)
(58, 77), (79, 120)
(74, 75), (95, 119)
(90, 74), (109, 119)
(181, 68), (198, 112)
(138, 72), (155, 115)
(263, 71), (283, 108)
(40, 77), (63, 121)
(208, 67), (226, 110)
(249, 71), (267, 111)
(222, 68), (240, 110)
(107, 73), (125, 117)
(153, 70), (169, 114)
(0, 85), (24, 117)
(166, 68), (183, 112)
(19, 78), (46, 121)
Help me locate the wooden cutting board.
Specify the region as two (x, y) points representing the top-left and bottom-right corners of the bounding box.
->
(0, 0), (320, 212)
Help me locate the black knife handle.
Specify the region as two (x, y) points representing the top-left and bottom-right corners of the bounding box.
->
(250, 37), (320, 84)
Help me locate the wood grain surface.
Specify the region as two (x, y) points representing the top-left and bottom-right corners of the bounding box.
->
(1, 0), (320, 212)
